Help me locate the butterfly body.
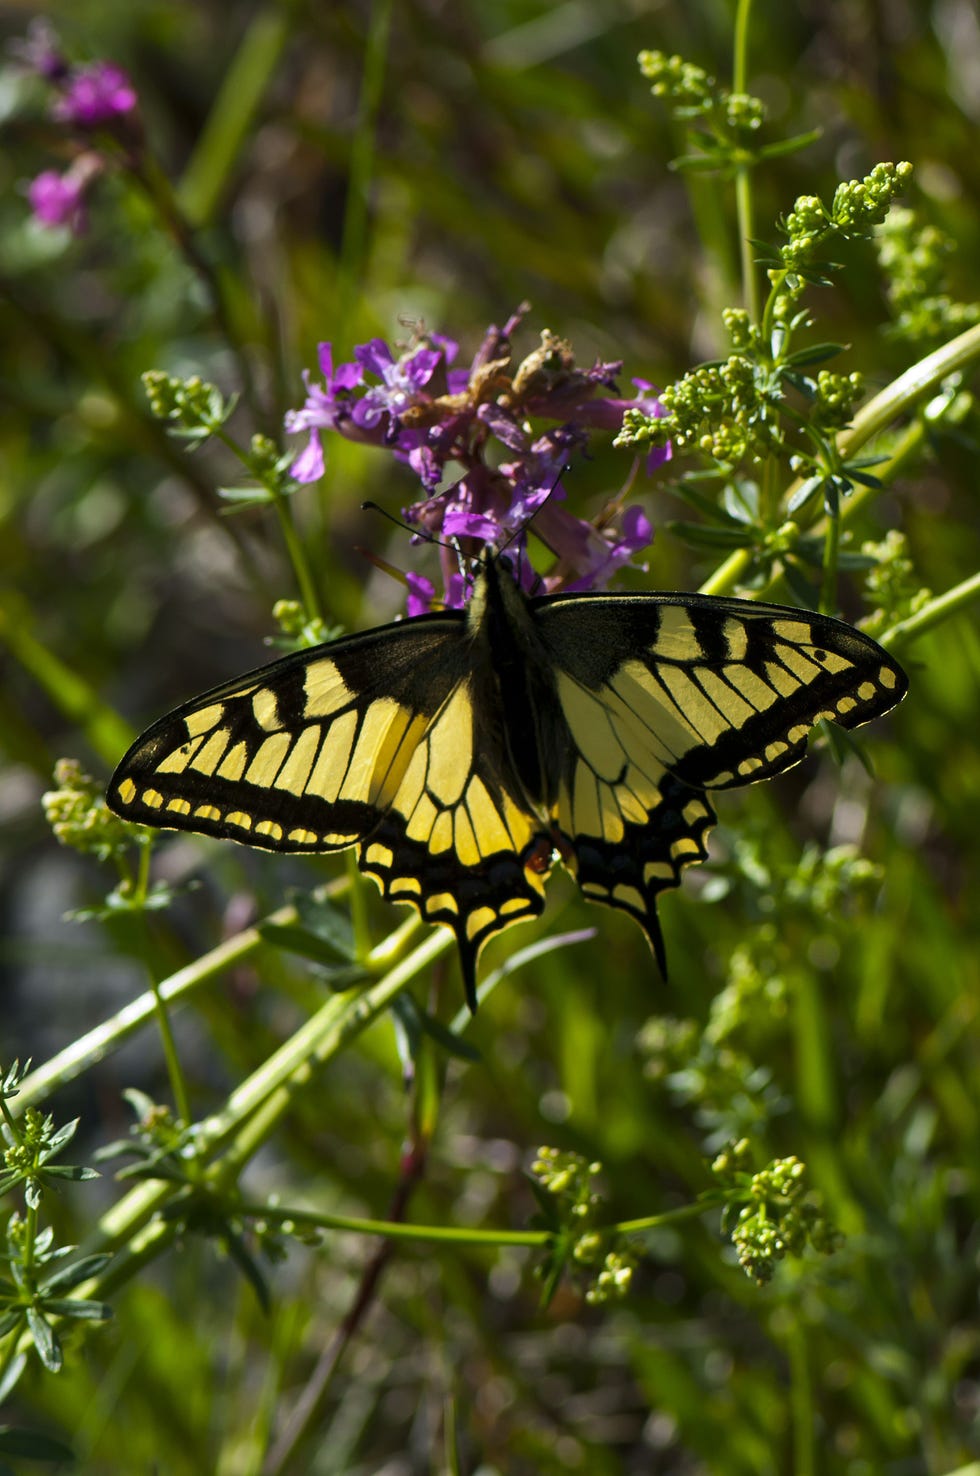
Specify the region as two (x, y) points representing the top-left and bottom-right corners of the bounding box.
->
(108, 557), (907, 1008)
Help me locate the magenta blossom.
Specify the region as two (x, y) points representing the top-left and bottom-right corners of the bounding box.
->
(53, 61), (137, 128)
(284, 309), (670, 609)
(27, 164), (92, 233)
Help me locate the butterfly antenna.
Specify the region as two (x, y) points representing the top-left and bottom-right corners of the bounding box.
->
(496, 462), (569, 562)
(361, 501), (466, 560)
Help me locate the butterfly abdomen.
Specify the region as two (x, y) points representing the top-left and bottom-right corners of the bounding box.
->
(469, 558), (564, 812)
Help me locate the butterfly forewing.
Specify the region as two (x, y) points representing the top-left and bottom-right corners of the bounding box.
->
(109, 614), (469, 850)
(108, 603), (552, 1006)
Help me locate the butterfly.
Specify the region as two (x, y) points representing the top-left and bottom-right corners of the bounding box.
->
(107, 554), (908, 1009)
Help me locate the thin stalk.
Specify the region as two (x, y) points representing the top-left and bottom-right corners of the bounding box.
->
(819, 506), (840, 615)
(147, 974), (191, 1130)
(240, 1202), (548, 1248)
(784, 1309), (817, 1476)
(334, 0), (395, 348)
(269, 485), (324, 623)
(732, 0), (759, 321)
(0, 590), (135, 768)
(880, 571), (980, 651)
(237, 1196), (710, 1248)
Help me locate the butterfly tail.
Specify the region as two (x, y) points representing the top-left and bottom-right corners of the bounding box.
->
(457, 936), (481, 1014)
(567, 784), (717, 984)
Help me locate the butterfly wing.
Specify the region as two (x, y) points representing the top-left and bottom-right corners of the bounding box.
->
(534, 592), (908, 970)
(107, 611), (548, 1007)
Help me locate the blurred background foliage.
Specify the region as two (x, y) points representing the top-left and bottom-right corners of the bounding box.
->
(0, 0), (978, 1472)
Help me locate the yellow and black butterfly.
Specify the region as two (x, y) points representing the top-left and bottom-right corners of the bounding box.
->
(107, 555), (907, 1008)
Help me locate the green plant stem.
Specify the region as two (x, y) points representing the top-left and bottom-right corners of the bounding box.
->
(819, 506), (840, 614)
(879, 571), (980, 651)
(784, 1309), (817, 1476)
(0, 277), (267, 588)
(239, 1202), (548, 1248)
(732, 0), (759, 322)
(208, 421), (324, 620)
(148, 976), (191, 1130)
(229, 1194), (712, 1251)
(83, 931), (449, 1253)
(613, 1203), (712, 1235)
(269, 485), (324, 623)
(203, 927), (452, 1180)
(334, 0), (395, 348)
(12, 927), (456, 1367)
(177, 5), (293, 229)
(346, 848), (373, 964)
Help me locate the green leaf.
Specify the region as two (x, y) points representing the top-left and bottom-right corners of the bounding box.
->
(666, 521), (754, 550)
(41, 1298), (112, 1323)
(781, 561), (821, 607)
(221, 1227), (271, 1314)
(669, 152), (731, 175)
(25, 1306), (61, 1372)
(787, 477), (824, 515)
(257, 920), (360, 972)
(722, 481), (760, 522)
(535, 1229), (574, 1310)
(672, 482), (747, 526)
(843, 468), (884, 489)
(43, 1119), (79, 1155)
(40, 1254), (112, 1295)
(38, 1165), (100, 1183)
(0, 1311), (23, 1340)
(0, 1353), (26, 1405)
(391, 995), (480, 1066)
(756, 127), (822, 159)
(217, 485), (276, 504)
(784, 342), (846, 367)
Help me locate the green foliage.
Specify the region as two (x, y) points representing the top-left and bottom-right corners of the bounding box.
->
(1, 3), (978, 1472)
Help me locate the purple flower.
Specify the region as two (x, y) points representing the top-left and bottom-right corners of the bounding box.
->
(54, 61), (137, 128)
(285, 342), (385, 482)
(351, 340), (446, 430)
(405, 571), (437, 618)
(284, 312), (670, 609)
(27, 167), (89, 233)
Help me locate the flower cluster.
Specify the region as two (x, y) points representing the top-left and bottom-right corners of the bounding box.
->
(712, 1141), (844, 1284)
(779, 162), (913, 271)
(876, 206), (980, 347)
(530, 1147), (638, 1306)
(638, 49), (766, 133)
(11, 21), (139, 235)
(859, 530), (932, 638)
(619, 351), (782, 468)
(42, 758), (146, 861)
(285, 306), (667, 609)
